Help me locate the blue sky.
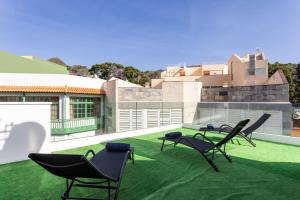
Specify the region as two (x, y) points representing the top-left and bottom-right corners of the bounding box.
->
(0, 0), (299, 70)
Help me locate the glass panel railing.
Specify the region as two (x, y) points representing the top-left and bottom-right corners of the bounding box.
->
(190, 102), (292, 137)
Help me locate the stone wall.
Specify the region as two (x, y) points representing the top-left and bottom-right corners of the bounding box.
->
(118, 87), (162, 102)
(201, 84), (289, 102)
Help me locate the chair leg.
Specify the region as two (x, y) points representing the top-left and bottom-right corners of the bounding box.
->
(131, 152), (135, 164)
(218, 147), (232, 162)
(211, 149), (215, 160)
(239, 134), (256, 147)
(160, 139), (165, 151)
(114, 181), (121, 200)
(108, 180), (111, 200)
(202, 153), (219, 172)
(62, 179), (74, 200)
(247, 138), (256, 147)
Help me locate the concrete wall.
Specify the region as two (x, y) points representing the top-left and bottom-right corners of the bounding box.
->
(103, 80), (118, 133)
(164, 76), (201, 82)
(0, 102), (51, 164)
(162, 81), (202, 124)
(201, 84), (289, 102)
(193, 102), (292, 136)
(111, 78), (142, 88)
(151, 79), (164, 89)
(118, 87), (162, 101)
(50, 124), (182, 152)
(197, 75), (230, 87)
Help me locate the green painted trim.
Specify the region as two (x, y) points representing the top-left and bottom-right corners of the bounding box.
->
(85, 100), (88, 118)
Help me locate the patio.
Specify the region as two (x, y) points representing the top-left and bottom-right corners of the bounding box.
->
(1, 128), (300, 200)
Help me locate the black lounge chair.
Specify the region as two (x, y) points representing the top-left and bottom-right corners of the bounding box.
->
(199, 113), (271, 147)
(159, 119), (250, 172)
(28, 144), (134, 200)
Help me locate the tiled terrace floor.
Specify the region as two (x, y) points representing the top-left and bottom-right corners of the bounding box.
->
(1, 128), (300, 200)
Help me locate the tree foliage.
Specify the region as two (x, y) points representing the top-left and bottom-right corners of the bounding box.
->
(68, 65), (90, 77)
(87, 62), (161, 86)
(124, 66), (140, 83)
(48, 57), (67, 66)
(269, 62), (299, 103)
(89, 62), (125, 80)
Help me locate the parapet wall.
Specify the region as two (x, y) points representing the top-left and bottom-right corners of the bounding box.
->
(201, 84), (289, 102)
(118, 87), (162, 102)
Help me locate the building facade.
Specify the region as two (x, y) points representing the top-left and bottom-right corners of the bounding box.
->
(0, 51), (106, 136)
(0, 50), (293, 138)
(152, 51), (286, 89)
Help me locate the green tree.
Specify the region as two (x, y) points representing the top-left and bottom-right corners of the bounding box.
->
(88, 62), (161, 86)
(124, 66), (140, 83)
(269, 62), (298, 103)
(68, 65), (90, 77)
(139, 74), (150, 86)
(89, 62), (124, 80)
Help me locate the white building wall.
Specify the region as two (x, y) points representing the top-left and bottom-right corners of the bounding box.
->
(0, 102), (51, 164)
(0, 73), (106, 89)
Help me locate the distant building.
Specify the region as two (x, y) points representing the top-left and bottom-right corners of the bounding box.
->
(228, 51), (268, 86)
(152, 63), (229, 88)
(151, 51), (287, 88)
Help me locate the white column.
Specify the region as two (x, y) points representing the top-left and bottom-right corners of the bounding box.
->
(61, 94), (70, 120)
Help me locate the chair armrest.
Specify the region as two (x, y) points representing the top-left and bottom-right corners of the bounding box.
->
(219, 124), (233, 129)
(193, 133), (214, 144)
(84, 149), (96, 158)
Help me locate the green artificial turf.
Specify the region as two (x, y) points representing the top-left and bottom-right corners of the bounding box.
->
(1, 128), (300, 200)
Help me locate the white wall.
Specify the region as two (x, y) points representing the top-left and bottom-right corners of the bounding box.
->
(0, 73), (106, 89)
(51, 124), (182, 152)
(0, 102), (51, 164)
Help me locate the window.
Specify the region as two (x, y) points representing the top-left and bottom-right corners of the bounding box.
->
(26, 96), (59, 120)
(203, 71), (210, 76)
(249, 54), (256, 75)
(70, 97), (101, 119)
(255, 68), (266, 76)
(219, 91), (228, 96)
(179, 69), (185, 76)
(0, 96), (22, 101)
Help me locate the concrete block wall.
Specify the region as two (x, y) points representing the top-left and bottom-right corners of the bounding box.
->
(201, 84), (289, 102)
(118, 87), (162, 101)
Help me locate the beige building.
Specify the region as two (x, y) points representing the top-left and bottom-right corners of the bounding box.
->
(151, 51), (286, 89)
(228, 52), (268, 86)
(152, 63), (229, 88)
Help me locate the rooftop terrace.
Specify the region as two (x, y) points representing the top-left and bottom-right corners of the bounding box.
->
(1, 128), (299, 200)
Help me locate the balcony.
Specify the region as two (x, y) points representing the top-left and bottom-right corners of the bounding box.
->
(51, 117), (102, 135)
